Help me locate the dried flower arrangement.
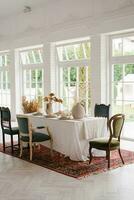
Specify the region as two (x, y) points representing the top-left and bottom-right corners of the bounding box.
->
(43, 93), (63, 103)
(22, 96), (40, 113)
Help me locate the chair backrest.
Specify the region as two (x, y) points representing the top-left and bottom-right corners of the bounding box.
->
(109, 114), (125, 140)
(0, 107), (12, 131)
(94, 104), (110, 119)
(16, 115), (29, 136)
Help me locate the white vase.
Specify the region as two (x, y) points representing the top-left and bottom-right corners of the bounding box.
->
(72, 102), (85, 119)
(46, 102), (53, 115)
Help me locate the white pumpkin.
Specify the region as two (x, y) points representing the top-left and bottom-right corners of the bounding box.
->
(72, 102), (85, 119)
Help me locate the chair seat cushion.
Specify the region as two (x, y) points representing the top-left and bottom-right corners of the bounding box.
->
(3, 127), (19, 135)
(21, 132), (51, 142)
(90, 138), (120, 149)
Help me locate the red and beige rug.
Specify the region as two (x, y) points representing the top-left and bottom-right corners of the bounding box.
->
(0, 144), (134, 179)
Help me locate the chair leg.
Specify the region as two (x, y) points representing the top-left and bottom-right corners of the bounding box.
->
(107, 150), (110, 169)
(89, 145), (93, 164)
(37, 144), (41, 150)
(50, 139), (53, 157)
(118, 149), (124, 164)
(11, 135), (14, 154)
(106, 150), (109, 160)
(19, 140), (23, 158)
(2, 133), (5, 152)
(18, 134), (20, 148)
(29, 142), (33, 161)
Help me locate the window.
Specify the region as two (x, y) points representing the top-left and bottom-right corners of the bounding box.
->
(56, 39), (91, 113)
(110, 34), (134, 139)
(0, 51), (11, 107)
(19, 46), (44, 107)
(112, 36), (134, 56)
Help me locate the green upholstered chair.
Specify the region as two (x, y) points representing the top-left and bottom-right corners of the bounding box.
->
(0, 107), (20, 153)
(89, 114), (125, 168)
(16, 115), (53, 161)
(94, 104), (110, 120)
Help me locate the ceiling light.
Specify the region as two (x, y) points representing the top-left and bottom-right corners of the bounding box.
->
(24, 6), (31, 13)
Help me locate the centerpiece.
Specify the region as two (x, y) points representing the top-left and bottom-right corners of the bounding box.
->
(43, 92), (63, 116)
(22, 96), (40, 113)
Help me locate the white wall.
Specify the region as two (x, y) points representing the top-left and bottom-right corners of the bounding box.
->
(0, 0), (134, 117)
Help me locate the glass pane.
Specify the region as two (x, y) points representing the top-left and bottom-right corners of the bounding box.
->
(26, 83), (30, 88)
(62, 83), (68, 97)
(32, 83), (36, 88)
(7, 83), (10, 89)
(68, 84), (77, 98)
(75, 44), (84, 59)
(62, 97), (69, 111)
(31, 70), (35, 82)
(88, 66), (91, 81)
(65, 45), (75, 60)
(69, 98), (76, 110)
(70, 67), (77, 82)
(31, 88), (36, 96)
(63, 68), (68, 83)
(113, 82), (123, 101)
(123, 37), (134, 56)
(37, 87), (43, 96)
(24, 86), (30, 95)
(57, 41), (90, 61)
(26, 70), (30, 81)
(37, 70), (42, 82)
(37, 83), (42, 88)
(6, 54), (10, 65)
(2, 55), (5, 66)
(79, 82), (86, 101)
(88, 82), (91, 98)
(112, 100), (123, 114)
(113, 64), (123, 82)
(112, 38), (123, 56)
(124, 102), (134, 121)
(125, 64), (134, 78)
(88, 99), (91, 114)
(34, 49), (42, 63)
(0, 54), (10, 67)
(124, 83), (134, 101)
(79, 67), (86, 82)
(28, 51), (34, 64)
(20, 48), (43, 65)
(37, 96), (43, 107)
(83, 42), (91, 58)
(57, 47), (66, 61)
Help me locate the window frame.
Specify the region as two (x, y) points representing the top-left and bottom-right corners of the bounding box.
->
(56, 38), (91, 114)
(0, 50), (11, 107)
(19, 45), (45, 106)
(109, 32), (134, 139)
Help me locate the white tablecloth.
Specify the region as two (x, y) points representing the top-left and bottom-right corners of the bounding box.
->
(29, 116), (107, 161)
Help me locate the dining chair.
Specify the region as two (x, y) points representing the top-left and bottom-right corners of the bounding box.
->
(16, 115), (53, 161)
(0, 107), (20, 154)
(89, 114), (125, 168)
(94, 104), (110, 120)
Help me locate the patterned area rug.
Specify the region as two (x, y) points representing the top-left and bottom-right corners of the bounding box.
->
(0, 144), (134, 179)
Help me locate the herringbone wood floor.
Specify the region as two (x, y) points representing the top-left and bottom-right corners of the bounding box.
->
(0, 140), (134, 199)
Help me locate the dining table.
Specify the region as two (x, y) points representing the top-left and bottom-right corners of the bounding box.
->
(28, 115), (107, 161)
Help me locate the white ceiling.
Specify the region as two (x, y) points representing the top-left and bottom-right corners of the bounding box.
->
(0, 0), (134, 20)
(0, 0), (134, 41)
(0, 0), (48, 19)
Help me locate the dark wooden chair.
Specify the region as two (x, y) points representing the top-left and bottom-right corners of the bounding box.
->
(94, 104), (110, 120)
(0, 107), (20, 154)
(17, 115), (53, 161)
(89, 114), (125, 168)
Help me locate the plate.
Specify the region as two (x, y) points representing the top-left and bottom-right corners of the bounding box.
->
(32, 112), (43, 116)
(45, 115), (57, 118)
(58, 116), (71, 120)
